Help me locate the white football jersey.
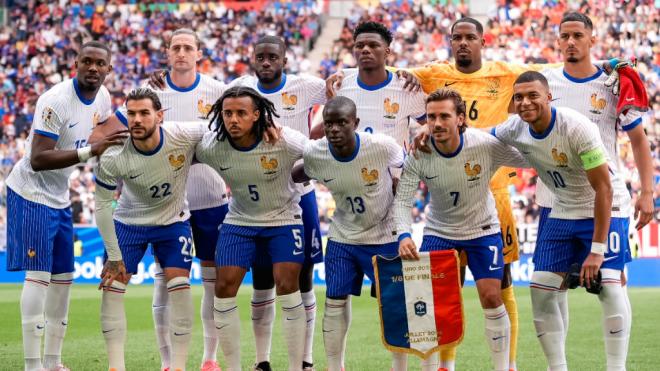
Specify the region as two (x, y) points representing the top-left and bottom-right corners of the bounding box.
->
(394, 129), (527, 240)
(229, 73), (326, 195)
(95, 121), (206, 226)
(336, 71), (426, 149)
(493, 107), (631, 219)
(304, 132), (405, 245)
(6, 78), (112, 208)
(536, 66), (643, 208)
(116, 73), (228, 210)
(196, 126), (307, 227)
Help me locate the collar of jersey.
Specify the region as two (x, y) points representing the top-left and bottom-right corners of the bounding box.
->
(132, 127), (164, 156)
(166, 72), (201, 92)
(562, 66), (602, 83)
(329, 133), (360, 162)
(73, 78), (95, 105)
(529, 107), (556, 140)
(357, 71), (392, 91)
(257, 73), (287, 94)
(432, 133), (463, 158)
(228, 135), (261, 152)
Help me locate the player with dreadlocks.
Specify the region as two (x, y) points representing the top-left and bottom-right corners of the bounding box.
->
(196, 86), (311, 371)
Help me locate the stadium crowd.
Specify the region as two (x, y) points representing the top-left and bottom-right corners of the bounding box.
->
(0, 0), (659, 238)
(322, 0), (660, 227)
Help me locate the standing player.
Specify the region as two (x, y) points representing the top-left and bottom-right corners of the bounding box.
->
(395, 89), (528, 371)
(95, 88), (205, 371)
(539, 12), (652, 346)
(492, 72), (631, 370)
(5, 41), (123, 371)
(296, 96), (406, 370)
(196, 86), (309, 371)
(103, 28), (228, 371)
(227, 35), (326, 371)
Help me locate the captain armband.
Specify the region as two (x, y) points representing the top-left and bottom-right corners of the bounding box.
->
(580, 147), (606, 170)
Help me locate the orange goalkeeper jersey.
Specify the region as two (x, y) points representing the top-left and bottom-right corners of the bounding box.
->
(411, 61), (558, 189)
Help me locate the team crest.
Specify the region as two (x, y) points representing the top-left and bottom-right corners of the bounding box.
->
(260, 155), (279, 174)
(27, 248), (36, 258)
(198, 99), (212, 118)
(464, 162), (481, 181)
(590, 93), (606, 114)
(383, 98), (399, 119)
(282, 92), (297, 111)
(42, 107), (55, 125)
(486, 78), (500, 98)
(169, 154), (186, 170)
(552, 148), (568, 167)
(92, 112), (101, 127)
(414, 300), (427, 317)
(361, 167), (379, 186)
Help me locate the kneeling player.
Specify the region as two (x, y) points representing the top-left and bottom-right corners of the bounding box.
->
(293, 96), (407, 370)
(492, 71), (630, 371)
(395, 89), (528, 371)
(95, 89), (205, 371)
(195, 86), (309, 371)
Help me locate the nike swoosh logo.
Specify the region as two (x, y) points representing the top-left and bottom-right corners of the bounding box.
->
(311, 250), (321, 258)
(626, 97), (635, 102)
(61, 321), (68, 326)
(323, 178), (334, 183)
(322, 329), (333, 333)
(216, 324), (229, 330)
(102, 329), (114, 334)
(286, 317), (300, 321)
(36, 325), (44, 329)
(522, 151), (531, 154)
(220, 166), (232, 171)
(68, 122), (79, 128)
(603, 256), (617, 262)
(129, 174), (143, 179)
(183, 257), (192, 262)
(489, 266), (503, 271)
(610, 329), (623, 334)
(293, 250), (304, 255)
(492, 336), (506, 341)
(537, 332), (546, 338)
(174, 332), (189, 336)
(425, 175), (438, 180)
(444, 82), (456, 87)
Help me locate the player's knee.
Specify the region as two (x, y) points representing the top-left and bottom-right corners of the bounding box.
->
(298, 263), (315, 292)
(214, 277), (239, 298)
(479, 288), (503, 308)
(274, 277), (299, 295)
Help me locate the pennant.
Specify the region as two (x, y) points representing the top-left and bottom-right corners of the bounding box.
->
(373, 250), (464, 359)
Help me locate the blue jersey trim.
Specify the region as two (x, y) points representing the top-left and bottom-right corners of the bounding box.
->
(622, 117), (642, 131)
(432, 133), (463, 158)
(95, 178), (117, 191)
(490, 127), (497, 137)
(398, 233), (412, 242)
(132, 127), (164, 156)
(34, 129), (59, 141)
(166, 72), (200, 92)
(228, 136), (261, 152)
(329, 133), (360, 162)
(115, 111), (128, 127)
(357, 71), (393, 91)
(562, 67), (603, 83)
(73, 78), (96, 105)
(529, 107), (556, 140)
(257, 73), (287, 94)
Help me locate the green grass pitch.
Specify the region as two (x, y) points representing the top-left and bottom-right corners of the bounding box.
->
(1, 284), (659, 370)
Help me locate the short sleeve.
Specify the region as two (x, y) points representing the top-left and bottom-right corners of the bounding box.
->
(302, 141), (319, 180)
(382, 135), (405, 168)
(304, 75), (327, 105)
(490, 116), (520, 147)
(491, 136), (529, 169)
(283, 127), (309, 161)
(620, 110), (644, 132)
(98, 88), (113, 123)
(114, 105), (128, 127)
(32, 98), (64, 140)
(409, 90), (427, 122)
(569, 115), (604, 156)
(94, 154), (118, 191)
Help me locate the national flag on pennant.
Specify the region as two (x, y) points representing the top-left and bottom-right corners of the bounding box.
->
(373, 250), (464, 359)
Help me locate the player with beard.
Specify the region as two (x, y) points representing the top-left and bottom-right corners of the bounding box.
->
(6, 41), (125, 371)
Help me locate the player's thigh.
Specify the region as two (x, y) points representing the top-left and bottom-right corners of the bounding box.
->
(325, 240), (364, 298)
(463, 233), (505, 281)
(475, 278), (504, 308)
(493, 190), (519, 264)
(190, 204), (228, 262)
(215, 224), (258, 270)
(299, 188), (323, 264)
(51, 207), (74, 275)
(151, 221), (194, 272)
(113, 221), (150, 274)
(264, 225), (305, 293)
(533, 218), (578, 273)
(6, 188), (60, 273)
(216, 265), (248, 298)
